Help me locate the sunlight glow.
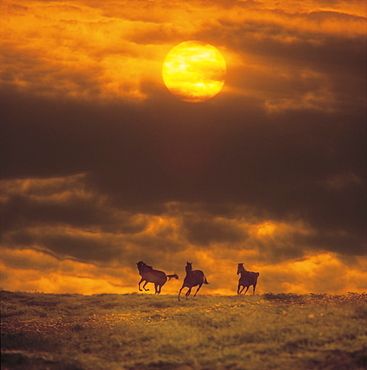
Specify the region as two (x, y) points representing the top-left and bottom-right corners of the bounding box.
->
(256, 222), (277, 236)
(162, 41), (226, 103)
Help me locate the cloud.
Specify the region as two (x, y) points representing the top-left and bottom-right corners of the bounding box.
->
(1, 83), (365, 247)
(1, 0), (169, 101)
(0, 248), (138, 294)
(1, 174), (365, 295)
(182, 214), (248, 246)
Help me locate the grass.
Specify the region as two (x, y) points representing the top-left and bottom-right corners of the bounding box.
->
(1, 290), (366, 369)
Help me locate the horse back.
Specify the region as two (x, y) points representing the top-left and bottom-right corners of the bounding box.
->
(239, 271), (259, 286)
(143, 269), (167, 284)
(184, 269), (206, 287)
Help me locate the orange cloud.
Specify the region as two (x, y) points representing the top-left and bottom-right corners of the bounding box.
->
(260, 253), (367, 294)
(1, 0), (168, 101)
(2, 173), (366, 295)
(2, 0), (364, 106)
(0, 248), (135, 294)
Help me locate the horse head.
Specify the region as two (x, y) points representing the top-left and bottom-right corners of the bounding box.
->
(137, 261), (145, 272)
(185, 262), (193, 272)
(237, 263), (245, 275)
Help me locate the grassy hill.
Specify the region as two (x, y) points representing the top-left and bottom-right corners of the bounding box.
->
(1, 290), (366, 369)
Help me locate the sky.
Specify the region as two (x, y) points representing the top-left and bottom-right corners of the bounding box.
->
(1, 0), (366, 295)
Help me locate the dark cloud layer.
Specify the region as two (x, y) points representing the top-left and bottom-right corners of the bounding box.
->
(1, 87), (365, 254)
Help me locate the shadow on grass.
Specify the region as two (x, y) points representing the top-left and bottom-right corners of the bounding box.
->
(1, 352), (83, 370)
(263, 293), (305, 303)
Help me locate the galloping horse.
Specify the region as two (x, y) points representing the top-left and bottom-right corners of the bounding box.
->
(178, 262), (209, 301)
(136, 261), (178, 294)
(237, 263), (259, 295)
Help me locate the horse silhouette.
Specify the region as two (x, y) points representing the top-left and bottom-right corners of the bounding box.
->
(237, 263), (259, 295)
(178, 262), (209, 301)
(136, 261), (178, 294)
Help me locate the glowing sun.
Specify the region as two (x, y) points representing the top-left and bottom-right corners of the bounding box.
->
(162, 41), (226, 103)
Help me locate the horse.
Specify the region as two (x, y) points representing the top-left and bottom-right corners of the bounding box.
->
(136, 261), (178, 294)
(178, 262), (209, 301)
(237, 263), (259, 295)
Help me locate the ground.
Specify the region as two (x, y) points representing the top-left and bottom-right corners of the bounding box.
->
(1, 291), (366, 369)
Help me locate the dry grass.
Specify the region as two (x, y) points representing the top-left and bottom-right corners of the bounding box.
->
(1, 290), (366, 369)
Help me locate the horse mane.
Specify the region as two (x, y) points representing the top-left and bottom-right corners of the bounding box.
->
(137, 261), (153, 272)
(144, 263), (153, 270)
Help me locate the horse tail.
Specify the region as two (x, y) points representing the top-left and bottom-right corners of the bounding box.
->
(167, 274), (179, 281)
(204, 277), (209, 284)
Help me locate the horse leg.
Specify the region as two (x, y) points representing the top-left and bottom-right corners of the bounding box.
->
(237, 283), (241, 294)
(178, 285), (185, 301)
(186, 287), (192, 299)
(252, 283), (257, 295)
(193, 284), (203, 297)
(142, 281), (150, 291)
(138, 278), (144, 291)
(243, 286), (249, 295)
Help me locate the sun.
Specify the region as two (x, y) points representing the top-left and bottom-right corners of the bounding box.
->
(162, 40), (226, 103)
